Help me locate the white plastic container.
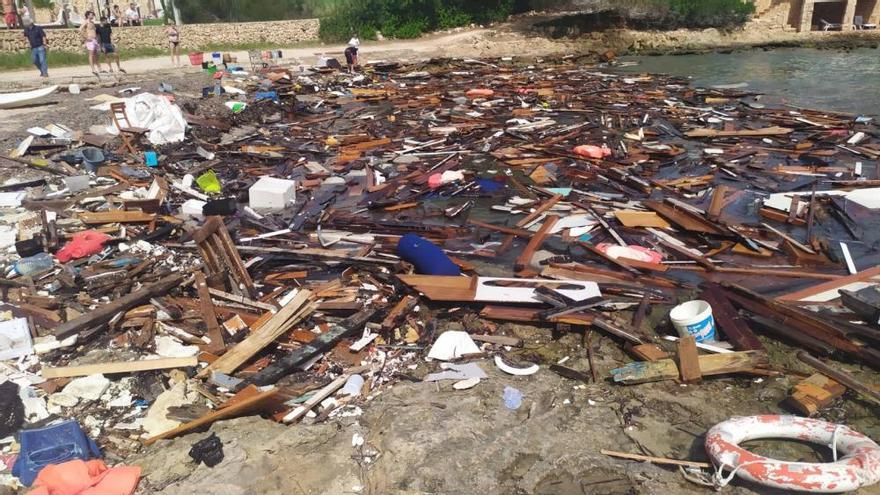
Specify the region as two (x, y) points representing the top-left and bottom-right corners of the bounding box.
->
(669, 300), (716, 342)
(249, 176), (296, 212)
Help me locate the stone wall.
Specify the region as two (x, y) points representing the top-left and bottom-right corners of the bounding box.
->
(0, 18), (319, 53)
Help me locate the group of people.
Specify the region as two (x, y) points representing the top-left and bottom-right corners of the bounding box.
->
(3, 0), (28, 29)
(107, 3), (144, 27)
(23, 10), (182, 79)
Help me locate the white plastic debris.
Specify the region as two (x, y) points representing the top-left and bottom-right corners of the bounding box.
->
(426, 331), (481, 361)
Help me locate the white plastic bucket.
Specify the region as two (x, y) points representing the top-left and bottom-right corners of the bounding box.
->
(670, 300), (716, 342)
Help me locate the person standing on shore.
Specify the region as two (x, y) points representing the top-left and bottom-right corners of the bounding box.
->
(79, 10), (100, 76)
(344, 37), (359, 74)
(23, 18), (48, 78)
(165, 20), (180, 67)
(97, 16), (125, 73)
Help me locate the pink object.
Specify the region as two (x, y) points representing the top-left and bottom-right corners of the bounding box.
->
(56, 231), (111, 263)
(428, 173), (443, 189)
(596, 243), (663, 264)
(573, 145), (612, 159)
(466, 88), (494, 98)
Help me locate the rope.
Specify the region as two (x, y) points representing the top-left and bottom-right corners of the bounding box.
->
(712, 460), (768, 490)
(830, 425), (845, 462)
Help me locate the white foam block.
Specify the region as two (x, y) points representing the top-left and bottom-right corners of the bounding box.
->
(249, 176), (296, 212)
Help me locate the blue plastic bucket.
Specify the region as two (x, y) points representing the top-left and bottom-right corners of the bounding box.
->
(670, 300), (716, 342)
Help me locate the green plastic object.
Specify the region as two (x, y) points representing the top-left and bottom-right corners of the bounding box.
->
(196, 170), (222, 193)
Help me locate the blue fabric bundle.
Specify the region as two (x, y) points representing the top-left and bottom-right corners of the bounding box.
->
(397, 234), (460, 276)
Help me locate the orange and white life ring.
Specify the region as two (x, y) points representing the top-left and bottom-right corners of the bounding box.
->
(705, 415), (880, 493)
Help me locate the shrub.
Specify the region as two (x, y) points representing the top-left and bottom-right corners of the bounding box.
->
(317, 0), (517, 42)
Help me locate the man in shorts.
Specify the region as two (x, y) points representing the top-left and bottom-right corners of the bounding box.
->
(79, 10), (100, 76)
(97, 16), (125, 73)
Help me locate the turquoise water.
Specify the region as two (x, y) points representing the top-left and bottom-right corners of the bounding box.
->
(620, 47), (880, 116)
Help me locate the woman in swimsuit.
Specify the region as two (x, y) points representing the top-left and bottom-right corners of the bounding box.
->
(165, 20), (180, 68)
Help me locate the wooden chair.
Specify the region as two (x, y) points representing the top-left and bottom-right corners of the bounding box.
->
(110, 102), (149, 155)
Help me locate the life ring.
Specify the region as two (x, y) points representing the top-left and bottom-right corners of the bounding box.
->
(705, 415), (880, 493)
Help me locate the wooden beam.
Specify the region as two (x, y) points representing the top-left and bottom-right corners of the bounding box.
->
(79, 210), (155, 224)
(701, 283), (766, 352)
(515, 194), (562, 228)
(610, 350), (767, 384)
(514, 215), (559, 273)
(143, 388), (280, 445)
(246, 309), (376, 386)
(195, 272), (226, 355)
(282, 375), (348, 424)
(198, 290), (314, 377)
(55, 273), (185, 340)
(42, 357), (197, 379)
(677, 335), (702, 383)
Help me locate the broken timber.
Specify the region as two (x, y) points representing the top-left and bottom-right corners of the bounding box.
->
(198, 290), (315, 377)
(610, 350), (768, 384)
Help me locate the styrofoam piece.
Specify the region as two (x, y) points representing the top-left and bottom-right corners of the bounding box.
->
(0, 318), (33, 361)
(179, 199), (207, 220)
(249, 176), (296, 212)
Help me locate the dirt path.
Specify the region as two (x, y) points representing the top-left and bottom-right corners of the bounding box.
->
(0, 28), (522, 89)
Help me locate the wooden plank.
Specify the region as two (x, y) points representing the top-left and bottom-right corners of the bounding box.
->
(282, 374), (348, 424)
(613, 210), (670, 229)
(143, 388), (280, 445)
(78, 211), (155, 225)
(514, 215), (558, 272)
(479, 305), (595, 325)
(701, 284), (766, 352)
(55, 273), (185, 339)
(246, 309), (376, 386)
(198, 290), (314, 377)
(207, 287), (278, 312)
(777, 265), (880, 302)
(610, 350), (768, 384)
(677, 335), (702, 383)
(195, 272), (226, 355)
(644, 200), (725, 235)
(380, 296), (418, 332)
(515, 194), (562, 228)
(396, 275), (476, 301)
(685, 126), (793, 138)
(628, 343), (668, 362)
(42, 357), (197, 378)
(706, 185), (730, 220)
(785, 373), (845, 416)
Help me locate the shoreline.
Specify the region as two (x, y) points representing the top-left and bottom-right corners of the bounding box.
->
(0, 25), (878, 92)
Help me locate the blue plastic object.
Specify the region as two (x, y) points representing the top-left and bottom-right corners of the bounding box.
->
(397, 233), (460, 276)
(144, 151), (159, 167)
(13, 420), (102, 486)
(503, 386), (523, 410)
(254, 91), (279, 102)
(77, 147), (106, 173)
(476, 178), (504, 193)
